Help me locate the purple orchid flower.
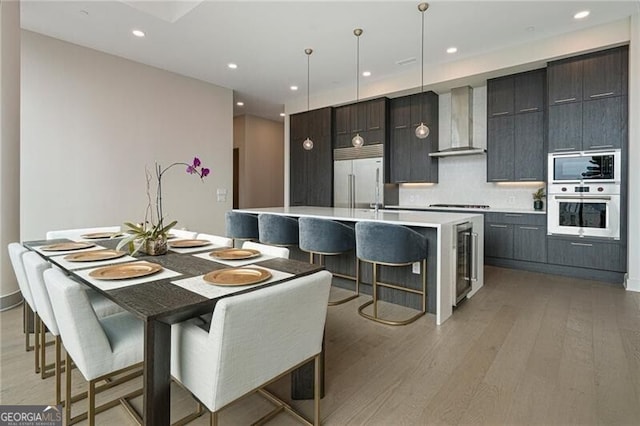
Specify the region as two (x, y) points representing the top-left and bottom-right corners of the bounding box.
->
(193, 157), (201, 167)
(201, 168), (210, 177)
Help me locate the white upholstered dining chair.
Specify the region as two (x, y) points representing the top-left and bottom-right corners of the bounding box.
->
(170, 229), (198, 239)
(196, 233), (233, 248)
(23, 252), (124, 405)
(45, 226), (122, 240)
(44, 268), (144, 426)
(171, 270), (332, 425)
(7, 243), (41, 372)
(241, 241), (290, 259)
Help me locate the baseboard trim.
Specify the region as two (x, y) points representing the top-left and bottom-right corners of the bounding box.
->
(0, 291), (24, 312)
(624, 275), (640, 292)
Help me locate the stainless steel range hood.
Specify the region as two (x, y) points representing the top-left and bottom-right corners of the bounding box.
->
(429, 86), (485, 157)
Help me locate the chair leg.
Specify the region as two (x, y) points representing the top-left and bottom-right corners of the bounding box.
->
(211, 411), (218, 426)
(34, 314), (40, 374)
(372, 262), (378, 318)
(88, 380), (96, 426)
(65, 351), (72, 425)
(358, 260), (426, 326)
(40, 319), (47, 379)
(24, 304), (34, 352)
(327, 254), (360, 306)
(314, 355), (320, 426)
(55, 336), (62, 405)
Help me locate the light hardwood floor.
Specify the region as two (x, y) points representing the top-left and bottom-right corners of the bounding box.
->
(2, 266), (639, 425)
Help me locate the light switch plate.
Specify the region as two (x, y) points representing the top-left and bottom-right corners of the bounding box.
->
(216, 188), (227, 202)
(412, 262), (420, 274)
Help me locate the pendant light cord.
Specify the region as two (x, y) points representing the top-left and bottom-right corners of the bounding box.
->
(356, 34), (360, 106)
(420, 6), (425, 121)
(307, 52), (310, 113)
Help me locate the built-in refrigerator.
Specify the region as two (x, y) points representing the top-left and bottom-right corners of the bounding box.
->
(333, 145), (384, 209)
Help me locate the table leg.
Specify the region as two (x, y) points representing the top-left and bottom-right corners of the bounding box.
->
(143, 320), (171, 425)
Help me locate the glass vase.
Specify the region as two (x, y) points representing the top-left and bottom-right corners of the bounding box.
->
(144, 235), (168, 256)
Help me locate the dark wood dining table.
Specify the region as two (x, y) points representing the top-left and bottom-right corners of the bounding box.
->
(24, 237), (324, 425)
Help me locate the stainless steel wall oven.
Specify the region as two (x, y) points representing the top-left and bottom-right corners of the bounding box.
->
(548, 150), (621, 240)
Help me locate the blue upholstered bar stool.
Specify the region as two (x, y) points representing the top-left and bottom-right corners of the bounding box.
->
(298, 217), (359, 305)
(225, 211), (259, 247)
(355, 221), (427, 326)
(257, 213), (299, 247)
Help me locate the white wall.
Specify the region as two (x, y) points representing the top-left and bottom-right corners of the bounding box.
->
(1, 0), (22, 309)
(21, 31), (233, 240)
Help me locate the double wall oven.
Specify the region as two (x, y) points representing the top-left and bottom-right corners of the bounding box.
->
(547, 150), (621, 240)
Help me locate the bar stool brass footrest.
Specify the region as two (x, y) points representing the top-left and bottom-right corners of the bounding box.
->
(357, 300), (426, 326)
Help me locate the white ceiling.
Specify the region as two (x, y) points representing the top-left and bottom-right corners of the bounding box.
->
(20, 1), (640, 122)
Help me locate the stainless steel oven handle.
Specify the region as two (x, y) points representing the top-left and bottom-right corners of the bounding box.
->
(571, 242), (593, 247)
(471, 232), (478, 282)
(553, 195), (611, 200)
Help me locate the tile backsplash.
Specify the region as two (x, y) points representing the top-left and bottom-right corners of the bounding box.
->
(398, 155), (544, 210)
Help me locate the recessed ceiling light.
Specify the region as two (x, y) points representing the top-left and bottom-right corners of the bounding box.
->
(79, 10), (89, 16)
(362, 71), (371, 77)
(227, 63), (238, 69)
(290, 86), (298, 91)
(446, 47), (458, 54)
(574, 10), (590, 20)
(236, 101), (244, 106)
(132, 29), (145, 38)
(280, 113), (286, 117)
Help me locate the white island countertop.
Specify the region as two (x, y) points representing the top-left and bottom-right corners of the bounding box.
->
(235, 206), (482, 228)
(235, 206), (484, 325)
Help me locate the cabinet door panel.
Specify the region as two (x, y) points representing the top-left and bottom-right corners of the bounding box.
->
(366, 99), (386, 131)
(390, 128), (411, 183)
(582, 96), (625, 150)
(487, 116), (515, 181)
(548, 59), (583, 104)
(548, 103), (582, 152)
(306, 134), (333, 207)
(514, 225), (547, 263)
(309, 107), (332, 137)
(547, 238), (624, 271)
(289, 134), (306, 206)
(290, 112), (308, 142)
(583, 48), (623, 99)
(515, 69), (545, 113)
(390, 97), (411, 129)
(487, 77), (514, 117)
(485, 223), (514, 259)
(350, 103), (366, 133)
(514, 112), (544, 181)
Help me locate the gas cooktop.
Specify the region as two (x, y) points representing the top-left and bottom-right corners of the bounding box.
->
(429, 204), (491, 209)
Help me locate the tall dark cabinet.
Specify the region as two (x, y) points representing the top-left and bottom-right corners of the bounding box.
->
(289, 107), (333, 207)
(486, 68), (546, 182)
(547, 46), (628, 152)
(388, 91), (439, 183)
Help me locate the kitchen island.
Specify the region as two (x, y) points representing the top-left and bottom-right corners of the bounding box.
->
(235, 207), (484, 324)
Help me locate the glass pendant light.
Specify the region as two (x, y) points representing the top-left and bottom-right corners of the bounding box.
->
(352, 28), (365, 148)
(302, 48), (314, 150)
(415, 2), (430, 140)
